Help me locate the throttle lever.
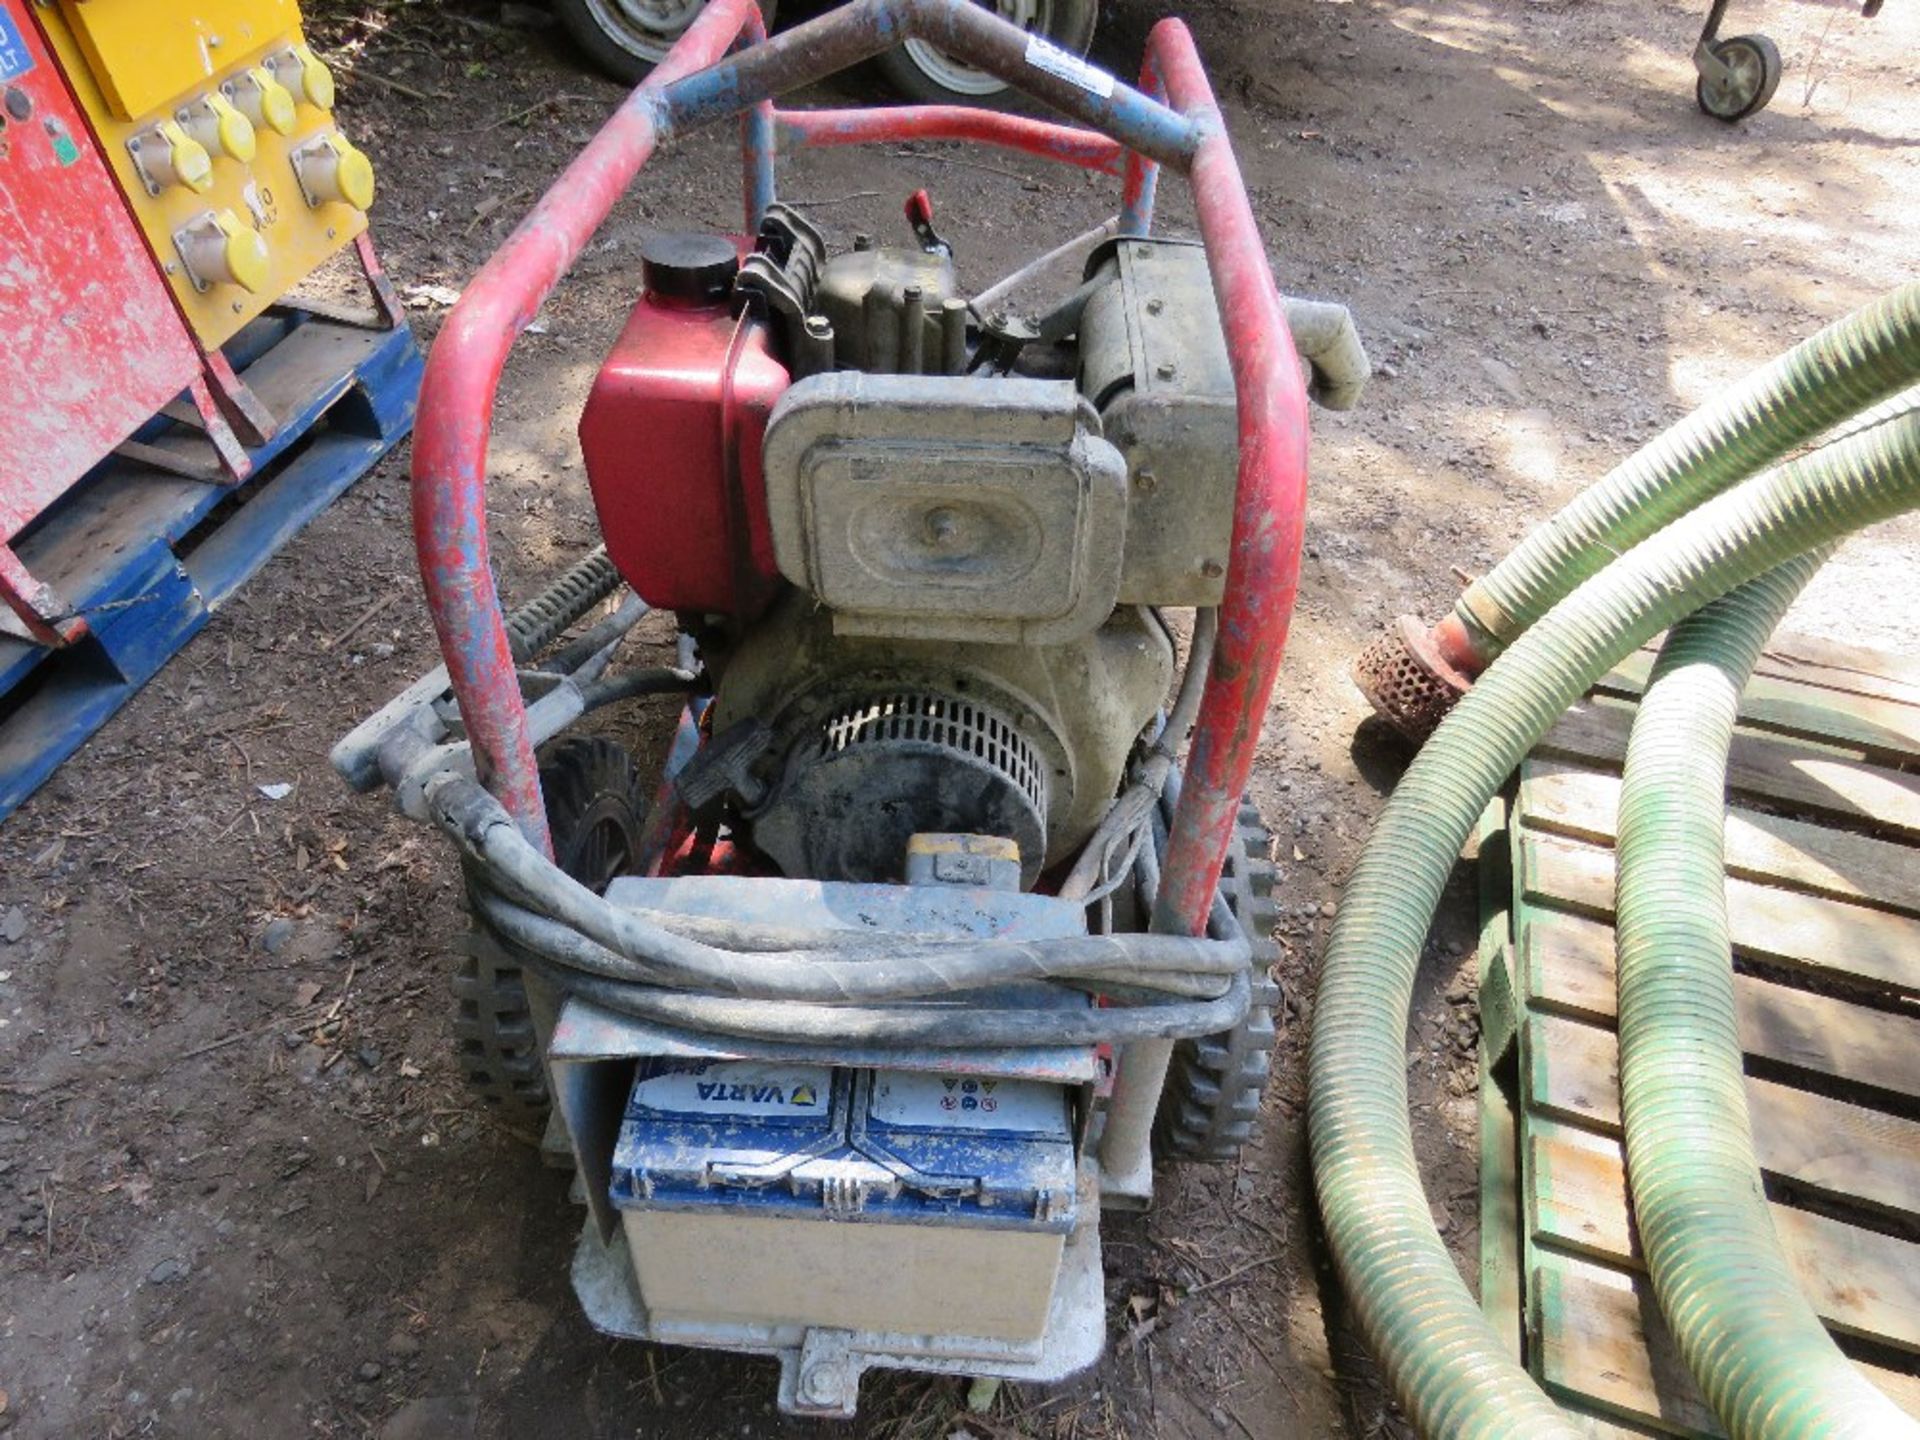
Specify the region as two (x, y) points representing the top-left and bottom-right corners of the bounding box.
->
(905, 188), (953, 259)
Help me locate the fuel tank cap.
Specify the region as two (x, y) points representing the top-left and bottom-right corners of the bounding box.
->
(642, 232), (740, 305)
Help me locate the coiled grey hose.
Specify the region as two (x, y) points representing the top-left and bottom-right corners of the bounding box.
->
(428, 771), (1257, 1047)
(486, 899), (1255, 1048)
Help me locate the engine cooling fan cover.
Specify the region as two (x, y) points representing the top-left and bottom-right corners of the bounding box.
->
(750, 688), (1053, 885)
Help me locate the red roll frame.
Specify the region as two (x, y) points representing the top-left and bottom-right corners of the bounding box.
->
(408, 0), (1309, 947)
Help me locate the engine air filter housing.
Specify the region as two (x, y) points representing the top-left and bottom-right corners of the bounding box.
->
(750, 689), (1051, 886)
(761, 373), (1128, 646)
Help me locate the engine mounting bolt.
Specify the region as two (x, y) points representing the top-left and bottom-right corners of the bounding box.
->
(1200, 559), (1225, 579)
(802, 1363), (843, 1405)
(1145, 298), (1164, 315)
(1136, 468), (1158, 492)
(924, 507), (961, 549)
(1156, 361), (1178, 380)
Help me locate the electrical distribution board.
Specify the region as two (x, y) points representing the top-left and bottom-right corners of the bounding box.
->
(0, 0), (205, 548)
(34, 0), (376, 350)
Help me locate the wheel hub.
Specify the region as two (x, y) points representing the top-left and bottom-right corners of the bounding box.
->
(595, 0), (705, 52)
(903, 0), (1044, 97)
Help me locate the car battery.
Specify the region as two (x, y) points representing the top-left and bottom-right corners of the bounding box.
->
(609, 1054), (1079, 1343)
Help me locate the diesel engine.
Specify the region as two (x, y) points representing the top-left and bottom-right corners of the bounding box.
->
(579, 203), (1247, 887)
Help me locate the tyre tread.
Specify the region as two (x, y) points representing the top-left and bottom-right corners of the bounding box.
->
(454, 736), (645, 1120)
(1157, 801), (1285, 1164)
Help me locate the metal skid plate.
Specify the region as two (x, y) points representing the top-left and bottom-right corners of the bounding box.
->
(571, 1184), (1107, 1419)
(552, 998), (1100, 1086)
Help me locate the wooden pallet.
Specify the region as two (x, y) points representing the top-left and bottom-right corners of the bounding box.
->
(0, 311), (419, 822)
(1475, 632), (1920, 1437)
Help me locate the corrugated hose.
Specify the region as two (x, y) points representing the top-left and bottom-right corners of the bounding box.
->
(1452, 282), (1920, 657)
(1310, 390), (1920, 1438)
(1615, 550), (1920, 1439)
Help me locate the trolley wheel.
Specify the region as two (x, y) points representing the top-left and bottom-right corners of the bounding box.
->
(553, 0), (778, 84)
(1696, 33), (1783, 122)
(1156, 801), (1283, 1164)
(453, 736), (648, 1121)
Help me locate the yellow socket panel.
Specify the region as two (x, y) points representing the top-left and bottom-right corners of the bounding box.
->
(54, 0), (303, 120)
(40, 2), (368, 352)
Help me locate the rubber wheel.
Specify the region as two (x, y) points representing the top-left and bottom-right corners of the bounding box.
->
(1695, 33), (1782, 122)
(553, 0), (778, 84)
(1156, 801), (1283, 1164)
(453, 736), (648, 1121)
(874, 0), (1098, 106)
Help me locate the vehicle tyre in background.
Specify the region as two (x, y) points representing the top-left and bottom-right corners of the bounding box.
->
(874, 0), (1098, 105)
(553, 0), (778, 84)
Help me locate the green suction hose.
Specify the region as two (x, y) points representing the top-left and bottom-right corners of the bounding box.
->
(1616, 554), (1920, 1440)
(1453, 283), (1920, 657)
(1309, 408), (1920, 1440)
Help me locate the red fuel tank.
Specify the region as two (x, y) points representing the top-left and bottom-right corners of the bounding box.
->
(580, 234), (789, 618)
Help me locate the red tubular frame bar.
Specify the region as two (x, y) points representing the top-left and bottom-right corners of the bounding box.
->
(1133, 19), (1309, 940)
(777, 106), (1125, 174)
(410, 0), (1309, 957)
(409, 0), (771, 856)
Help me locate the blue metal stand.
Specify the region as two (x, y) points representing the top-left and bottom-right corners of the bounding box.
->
(0, 311), (421, 822)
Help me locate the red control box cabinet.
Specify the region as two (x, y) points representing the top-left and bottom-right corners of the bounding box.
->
(580, 282), (790, 620)
(0, 0), (204, 637)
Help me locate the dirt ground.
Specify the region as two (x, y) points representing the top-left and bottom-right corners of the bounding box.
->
(2, 0), (1916, 1435)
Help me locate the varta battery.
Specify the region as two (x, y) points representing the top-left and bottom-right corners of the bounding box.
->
(608, 1052), (1079, 1343)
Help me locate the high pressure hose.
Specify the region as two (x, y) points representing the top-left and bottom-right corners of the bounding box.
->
(427, 770), (1255, 1049)
(1353, 284), (1920, 739)
(1309, 407), (1920, 1439)
(1615, 553), (1920, 1440)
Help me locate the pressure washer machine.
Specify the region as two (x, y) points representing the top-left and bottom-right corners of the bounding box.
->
(334, 0), (1364, 1415)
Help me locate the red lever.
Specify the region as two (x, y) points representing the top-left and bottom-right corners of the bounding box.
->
(904, 188), (951, 257)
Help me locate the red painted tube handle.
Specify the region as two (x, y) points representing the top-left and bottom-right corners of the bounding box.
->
(409, 0), (768, 854)
(1146, 18), (1312, 941)
(413, 0), (1306, 924)
(776, 106), (1125, 174)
